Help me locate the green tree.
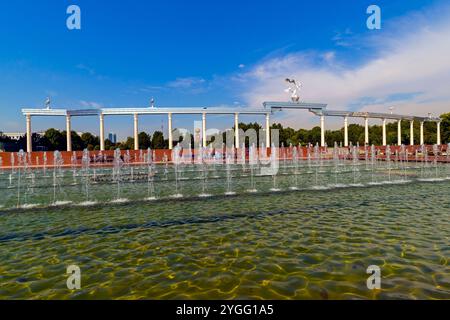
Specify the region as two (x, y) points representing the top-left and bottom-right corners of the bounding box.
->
(440, 113), (450, 144)
(347, 124), (364, 145)
(44, 128), (65, 151)
(121, 137), (135, 150)
(151, 131), (166, 149)
(81, 132), (99, 150)
(307, 126), (322, 145)
(138, 132), (151, 149)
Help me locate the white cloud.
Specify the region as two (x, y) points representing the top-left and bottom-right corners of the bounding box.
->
(76, 64), (96, 75)
(235, 4), (450, 129)
(167, 77), (206, 89)
(79, 100), (104, 109)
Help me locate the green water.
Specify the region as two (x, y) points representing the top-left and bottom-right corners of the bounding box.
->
(0, 164), (449, 299)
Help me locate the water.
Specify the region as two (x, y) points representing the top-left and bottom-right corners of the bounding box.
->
(113, 149), (124, 202)
(0, 180), (448, 299)
(0, 148), (449, 299)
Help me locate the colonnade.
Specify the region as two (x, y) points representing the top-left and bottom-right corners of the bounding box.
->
(23, 107), (443, 152)
(335, 117), (441, 147)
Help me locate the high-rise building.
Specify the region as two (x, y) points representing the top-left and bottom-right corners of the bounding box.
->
(108, 132), (117, 144)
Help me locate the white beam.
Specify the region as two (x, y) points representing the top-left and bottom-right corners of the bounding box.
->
(235, 113), (239, 148)
(437, 121), (441, 145)
(397, 120), (402, 146)
(26, 114), (32, 152)
(344, 116), (348, 147)
(66, 115), (72, 152)
(420, 121), (424, 146)
(265, 113), (271, 147)
(410, 120), (414, 146)
(133, 113), (139, 150)
(99, 114), (105, 151)
(320, 115), (325, 147)
(168, 113), (173, 150)
(365, 117), (369, 145)
(202, 112), (207, 148)
(382, 118), (387, 146)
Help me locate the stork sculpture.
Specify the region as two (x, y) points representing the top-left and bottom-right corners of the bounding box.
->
(284, 78), (302, 102)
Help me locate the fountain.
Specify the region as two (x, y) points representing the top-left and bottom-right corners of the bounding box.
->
(16, 150), (25, 208)
(52, 150), (69, 206)
(225, 146), (235, 195)
(112, 148), (126, 203)
(81, 149), (92, 204)
(269, 143), (281, 192)
(290, 145), (299, 190)
(0, 142), (449, 212)
(71, 152), (78, 185)
(171, 145), (183, 198)
(10, 152), (15, 174)
(247, 143), (258, 193)
(145, 147), (156, 201)
(199, 146), (211, 197)
(386, 145), (392, 182)
(43, 152), (48, 177)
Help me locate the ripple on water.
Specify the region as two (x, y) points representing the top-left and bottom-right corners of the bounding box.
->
(0, 180), (449, 299)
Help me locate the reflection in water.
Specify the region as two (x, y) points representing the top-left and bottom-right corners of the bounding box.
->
(0, 180), (449, 299)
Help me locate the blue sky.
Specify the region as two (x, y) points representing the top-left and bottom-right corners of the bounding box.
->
(0, 0), (449, 139)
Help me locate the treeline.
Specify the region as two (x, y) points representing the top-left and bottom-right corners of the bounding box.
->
(0, 129), (171, 152)
(1, 113), (449, 151)
(233, 113), (450, 147)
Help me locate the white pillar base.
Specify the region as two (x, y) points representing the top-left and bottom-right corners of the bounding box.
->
(134, 113), (139, 150)
(420, 122), (424, 146)
(202, 113), (207, 148)
(320, 115), (325, 147)
(168, 113), (173, 150)
(344, 116), (348, 147)
(66, 115), (72, 152)
(364, 118), (369, 145)
(99, 114), (105, 151)
(26, 114), (32, 153)
(235, 113), (239, 148)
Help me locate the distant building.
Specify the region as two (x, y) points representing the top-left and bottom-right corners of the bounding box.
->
(1, 132), (27, 140)
(1, 131), (84, 140)
(108, 132), (117, 144)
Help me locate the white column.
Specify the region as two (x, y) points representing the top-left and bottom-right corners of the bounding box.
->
(364, 117), (369, 145)
(99, 114), (105, 151)
(133, 113), (139, 150)
(420, 121), (424, 146)
(410, 120), (414, 146)
(234, 113), (239, 148)
(265, 113), (271, 147)
(202, 112), (207, 148)
(344, 116), (349, 147)
(397, 120), (402, 146)
(320, 115), (325, 147)
(168, 113), (173, 150)
(66, 115), (72, 152)
(382, 118), (387, 146)
(437, 122), (441, 145)
(26, 114), (32, 153)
